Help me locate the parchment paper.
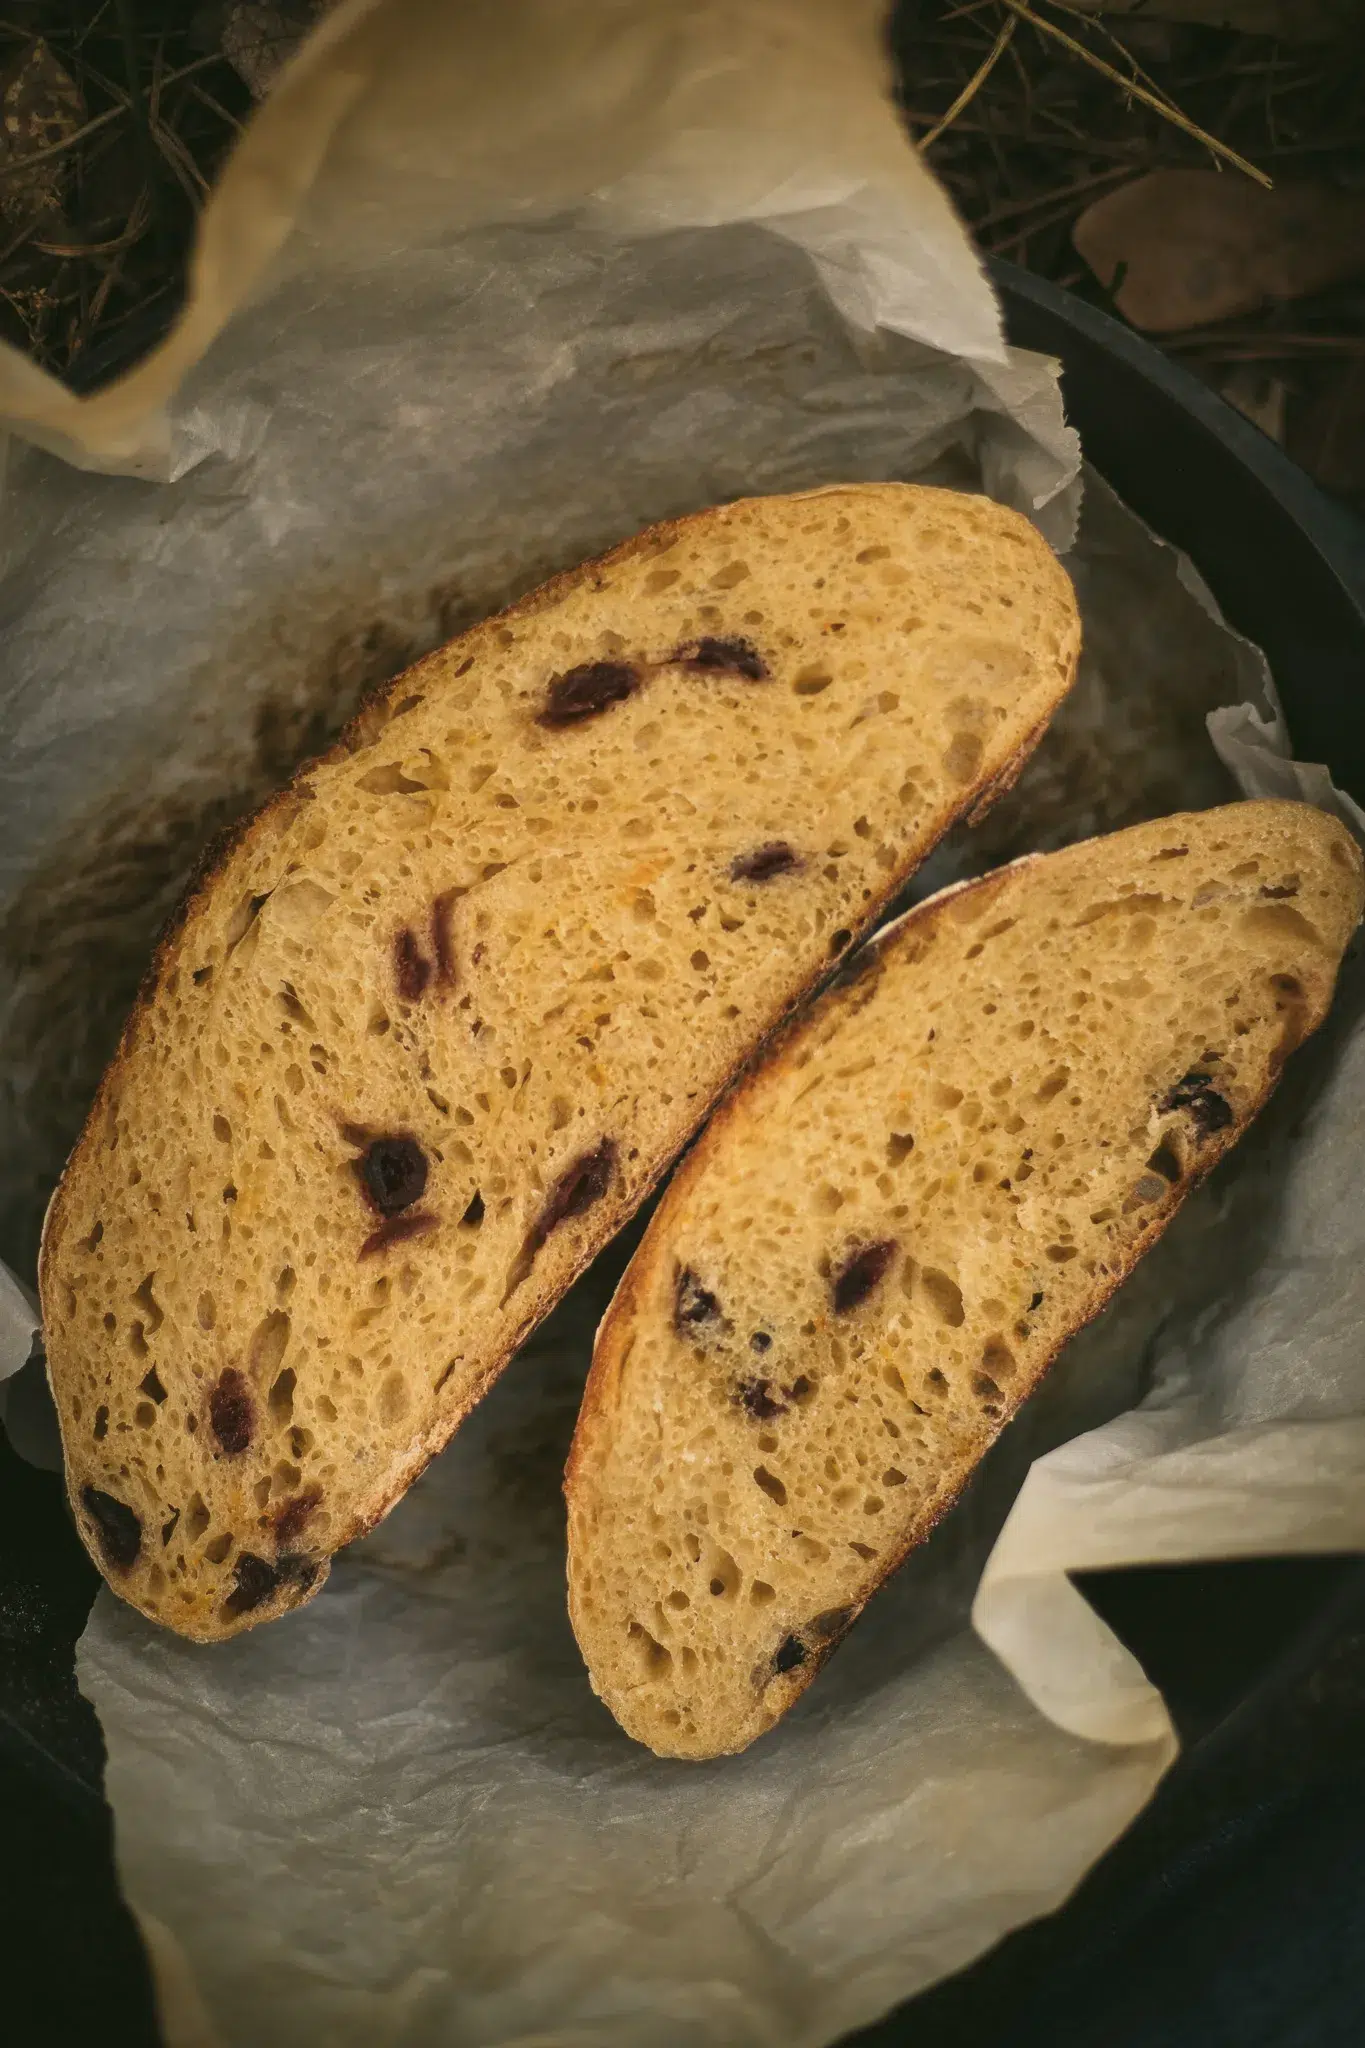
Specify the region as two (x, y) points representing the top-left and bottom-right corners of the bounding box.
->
(2, 4), (1364, 2045)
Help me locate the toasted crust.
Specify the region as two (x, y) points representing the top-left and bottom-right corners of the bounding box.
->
(40, 481), (1079, 1640)
(566, 802), (1364, 1757)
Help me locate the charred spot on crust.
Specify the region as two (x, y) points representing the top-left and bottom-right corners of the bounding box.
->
(1160, 1071), (1234, 1138)
(674, 1266), (720, 1330)
(508, 1139), (617, 1294)
(394, 926), (432, 1002)
(359, 1211), (437, 1259)
(358, 1135), (428, 1215)
(831, 1239), (898, 1314)
(672, 636), (767, 681)
(735, 1377), (786, 1421)
(539, 661), (641, 728)
(829, 943), (882, 994)
(773, 1633), (808, 1674)
(209, 1369), (254, 1455)
(395, 895), (458, 1002)
(81, 1486), (142, 1571)
(809, 1605), (855, 1643)
(537, 1138), (615, 1236)
(735, 1370), (813, 1419)
(224, 1549), (317, 1619)
(271, 1487), (322, 1549)
(430, 892), (457, 986)
(729, 842), (801, 884)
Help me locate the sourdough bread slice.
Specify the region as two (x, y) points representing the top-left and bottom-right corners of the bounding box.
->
(39, 482), (1079, 1640)
(566, 801), (1363, 1757)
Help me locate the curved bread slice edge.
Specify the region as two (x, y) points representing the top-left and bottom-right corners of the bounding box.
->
(566, 801), (1364, 1757)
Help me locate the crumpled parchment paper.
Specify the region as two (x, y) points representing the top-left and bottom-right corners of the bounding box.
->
(2, 3), (1364, 2044)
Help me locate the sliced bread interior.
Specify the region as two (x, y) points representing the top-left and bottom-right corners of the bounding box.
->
(40, 481), (1079, 1640)
(566, 801), (1364, 1757)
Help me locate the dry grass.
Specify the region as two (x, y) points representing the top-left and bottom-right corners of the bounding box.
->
(893, 0), (1365, 503)
(0, 0), (256, 387)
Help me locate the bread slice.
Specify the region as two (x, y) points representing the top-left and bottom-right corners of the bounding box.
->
(38, 482), (1079, 1641)
(566, 801), (1363, 1757)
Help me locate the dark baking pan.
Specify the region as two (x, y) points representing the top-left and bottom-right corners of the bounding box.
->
(852, 263), (1365, 2048)
(4, 264), (1365, 2048)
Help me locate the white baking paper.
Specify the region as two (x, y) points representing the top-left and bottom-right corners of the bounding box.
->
(64, 480), (1365, 2048)
(0, 2), (1361, 2043)
(0, 0), (1006, 474)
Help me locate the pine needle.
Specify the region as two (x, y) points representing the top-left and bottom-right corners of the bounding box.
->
(919, 14), (1017, 151)
(998, 0), (1273, 188)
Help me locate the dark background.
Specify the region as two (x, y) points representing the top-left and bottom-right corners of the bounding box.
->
(3, 4), (1365, 2045)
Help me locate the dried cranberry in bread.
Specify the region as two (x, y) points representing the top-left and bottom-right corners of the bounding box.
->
(566, 802), (1363, 1757)
(40, 482), (1079, 1640)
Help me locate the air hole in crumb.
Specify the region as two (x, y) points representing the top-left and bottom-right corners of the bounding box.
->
(378, 1373), (408, 1425)
(269, 1368), (296, 1424)
(205, 1532), (233, 1565)
(753, 1466), (788, 1506)
(1147, 1137), (1183, 1184)
(707, 1549), (739, 1598)
(249, 1310), (290, 1377)
(944, 731), (983, 783)
(627, 1623), (672, 1677)
(982, 1336), (1016, 1380)
(1242, 903), (1321, 947)
(921, 1269), (965, 1327)
(793, 665), (833, 696)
